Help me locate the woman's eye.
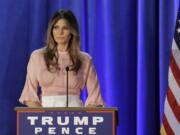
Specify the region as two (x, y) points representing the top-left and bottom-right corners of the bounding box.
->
(53, 26), (59, 29)
(63, 26), (69, 30)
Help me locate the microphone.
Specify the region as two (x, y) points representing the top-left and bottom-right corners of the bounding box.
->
(65, 66), (69, 107)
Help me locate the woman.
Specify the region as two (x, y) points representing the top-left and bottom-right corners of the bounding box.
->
(19, 9), (105, 107)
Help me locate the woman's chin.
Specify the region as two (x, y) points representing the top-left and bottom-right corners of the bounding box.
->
(56, 41), (68, 45)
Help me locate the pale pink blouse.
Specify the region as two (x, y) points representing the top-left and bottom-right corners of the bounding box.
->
(19, 48), (104, 106)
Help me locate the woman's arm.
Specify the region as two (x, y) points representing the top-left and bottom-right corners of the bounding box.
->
(19, 51), (41, 106)
(84, 57), (105, 107)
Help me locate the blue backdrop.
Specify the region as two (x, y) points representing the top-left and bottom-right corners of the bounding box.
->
(0, 0), (179, 135)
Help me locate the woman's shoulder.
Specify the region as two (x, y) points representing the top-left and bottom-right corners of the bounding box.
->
(30, 47), (45, 58)
(80, 51), (92, 61)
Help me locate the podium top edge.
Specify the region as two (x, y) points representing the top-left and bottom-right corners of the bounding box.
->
(14, 107), (118, 111)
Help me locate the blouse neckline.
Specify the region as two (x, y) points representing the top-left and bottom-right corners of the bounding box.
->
(58, 50), (68, 55)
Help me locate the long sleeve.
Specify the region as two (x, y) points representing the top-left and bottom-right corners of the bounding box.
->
(85, 58), (105, 107)
(19, 52), (40, 105)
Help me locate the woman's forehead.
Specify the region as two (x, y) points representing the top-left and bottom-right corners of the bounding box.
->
(54, 19), (70, 26)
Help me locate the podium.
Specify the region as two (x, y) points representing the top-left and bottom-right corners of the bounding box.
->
(15, 107), (118, 135)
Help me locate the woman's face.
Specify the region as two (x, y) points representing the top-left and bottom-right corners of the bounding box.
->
(52, 19), (71, 46)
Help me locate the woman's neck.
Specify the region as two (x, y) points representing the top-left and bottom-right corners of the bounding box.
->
(57, 43), (68, 52)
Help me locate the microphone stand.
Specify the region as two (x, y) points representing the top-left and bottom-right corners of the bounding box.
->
(65, 66), (69, 107)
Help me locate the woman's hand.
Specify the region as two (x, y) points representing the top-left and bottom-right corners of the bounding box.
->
(25, 101), (42, 107)
(86, 104), (104, 108)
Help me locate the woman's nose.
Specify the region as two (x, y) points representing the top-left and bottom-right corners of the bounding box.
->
(59, 29), (63, 35)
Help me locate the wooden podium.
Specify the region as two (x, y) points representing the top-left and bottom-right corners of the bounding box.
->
(15, 107), (118, 135)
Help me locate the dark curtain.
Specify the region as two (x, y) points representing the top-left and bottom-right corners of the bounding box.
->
(0, 0), (179, 134)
